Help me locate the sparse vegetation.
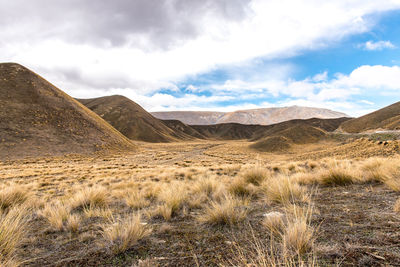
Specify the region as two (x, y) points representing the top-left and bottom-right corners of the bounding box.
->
(1, 141), (400, 265)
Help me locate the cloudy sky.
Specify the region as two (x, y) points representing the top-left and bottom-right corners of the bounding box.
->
(2, 0), (400, 116)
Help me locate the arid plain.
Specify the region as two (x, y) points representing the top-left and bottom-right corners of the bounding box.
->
(2, 138), (400, 266)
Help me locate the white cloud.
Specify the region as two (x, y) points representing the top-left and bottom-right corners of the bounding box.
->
(205, 65), (400, 116)
(363, 40), (396, 50)
(3, 0), (400, 96)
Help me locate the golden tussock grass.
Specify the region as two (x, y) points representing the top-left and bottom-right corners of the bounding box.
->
(262, 211), (285, 235)
(102, 214), (151, 254)
(70, 186), (110, 210)
(394, 198), (400, 213)
(39, 201), (71, 231)
(0, 207), (28, 266)
(83, 206), (114, 220)
(282, 204), (315, 255)
(241, 166), (269, 185)
(198, 194), (248, 226)
(261, 176), (309, 204)
(0, 184), (30, 211)
(123, 190), (149, 209)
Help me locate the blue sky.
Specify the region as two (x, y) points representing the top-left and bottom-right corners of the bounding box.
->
(2, 0), (400, 116)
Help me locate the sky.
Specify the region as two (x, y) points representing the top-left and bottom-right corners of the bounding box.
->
(2, 0), (400, 116)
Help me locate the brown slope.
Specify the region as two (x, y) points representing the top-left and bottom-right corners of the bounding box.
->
(161, 120), (206, 139)
(340, 101), (400, 133)
(191, 123), (265, 140)
(77, 95), (196, 142)
(0, 63), (134, 160)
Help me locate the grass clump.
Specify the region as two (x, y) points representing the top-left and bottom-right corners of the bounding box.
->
(40, 202), (71, 231)
(0, 185), (30, 211)
(0, 208), (28, 266)
(394, 198), (400, 213)
(241, 167), (268, 185)
(70, 186), (110, 211)
(282, 204), (315, 255)
(124, 190), (149, 209)
(262, 176), (308, 204)
(198, 194), (248, 226)
(102, 214), (151, 254)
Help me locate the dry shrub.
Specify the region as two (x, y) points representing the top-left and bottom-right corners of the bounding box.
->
(102, 214), (151, 254)
(0, 185), (30, 210)
(282, 204), (315, 255)
(394, 199), (400, 213)
(70, 186), (110, 210)
(40, 201), (71, 231)
(262, 176), (308, 204)
(198, 194), (248, 226)
(0, 207), (28, 265)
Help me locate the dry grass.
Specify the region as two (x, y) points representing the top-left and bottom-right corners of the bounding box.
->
(124, 190), (149, 209)
(0, 185), (30, 210)
(40, 201), (71, 231)
(157, 184), (187, 215)
(262, 211), (285, 235)
(262, 176), (308, 204)
(65, 214), (81, 233)
(241, 166), (269, 185)
(198, 194), (248, 226)
(394, 198), (400, 213)
(0, 207), (28, 265)
(282, 204), (315, 255)
(70, 186), (110, 211)
(102, 214), (152, 254)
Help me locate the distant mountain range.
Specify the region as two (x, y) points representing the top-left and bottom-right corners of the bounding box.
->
(151, 106), (348, 125)
(2, 62), (400, 159)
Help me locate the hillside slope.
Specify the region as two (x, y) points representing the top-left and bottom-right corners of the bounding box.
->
(152, 106), (348, 125)
(340, 102), (400, 133)
(0, 63), (134, 160)
(78, 96), (197, 142)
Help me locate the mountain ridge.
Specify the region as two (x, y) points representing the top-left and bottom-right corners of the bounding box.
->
(152, 106), (348, 125)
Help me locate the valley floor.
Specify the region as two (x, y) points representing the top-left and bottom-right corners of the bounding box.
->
(1, 139), (400, 266)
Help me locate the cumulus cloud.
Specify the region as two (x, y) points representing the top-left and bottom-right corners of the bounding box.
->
(1, 0), (400, 116)
(362, 40), (396, 50)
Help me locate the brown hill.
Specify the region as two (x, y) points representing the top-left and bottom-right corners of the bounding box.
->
(77, 96), (197, 143)
(0, 63), (134, 160)
(152, 106), (348, 125)
(161, 120), (206, 139)
(191, 117), (349, 142)
(340, 101), (400, 133)
(191, 123), (263, 140)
